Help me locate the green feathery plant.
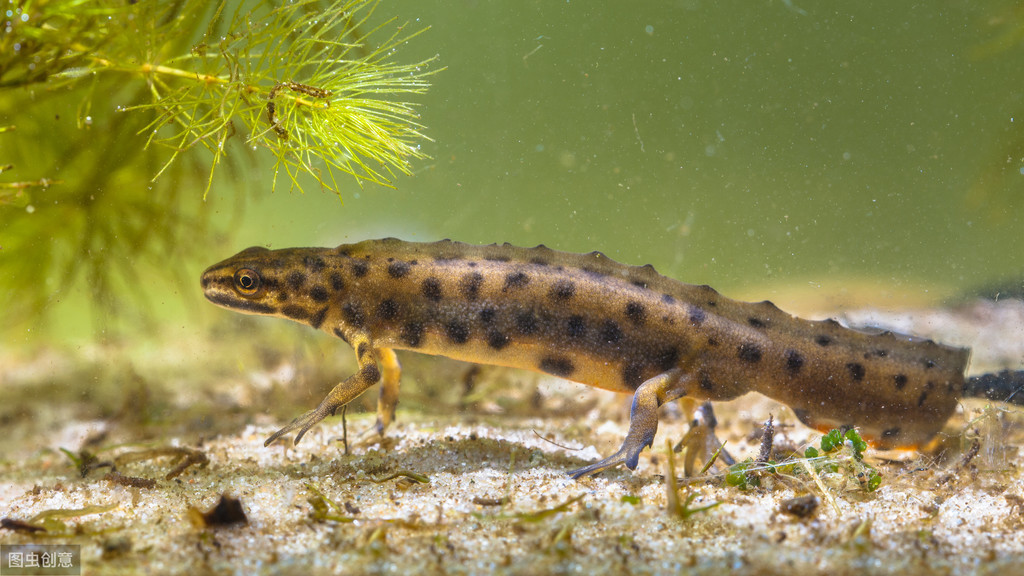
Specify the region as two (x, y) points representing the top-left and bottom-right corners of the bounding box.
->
(126, 0), (436, 196)
(0, 0), (437, 336)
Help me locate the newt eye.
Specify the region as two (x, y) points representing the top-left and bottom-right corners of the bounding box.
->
(234, 268), (261, 295)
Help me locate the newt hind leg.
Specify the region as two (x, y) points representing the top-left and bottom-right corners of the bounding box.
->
(674, 400), (736, 476)
(569, 369), (691, 479)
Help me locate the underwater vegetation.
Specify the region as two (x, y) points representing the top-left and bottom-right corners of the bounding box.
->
(0, 0), (437, 336)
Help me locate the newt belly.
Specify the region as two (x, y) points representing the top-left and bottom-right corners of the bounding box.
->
(201, 238), (971, 477)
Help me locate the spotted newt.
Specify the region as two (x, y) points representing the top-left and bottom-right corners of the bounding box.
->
(201, 238), (1023, 478)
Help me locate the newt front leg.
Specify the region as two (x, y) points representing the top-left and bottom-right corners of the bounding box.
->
(264, 333), (385, 446)
(374, 347), (402, 436)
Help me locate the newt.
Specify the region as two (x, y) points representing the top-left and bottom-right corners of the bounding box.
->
(200, 238), (1024, 478)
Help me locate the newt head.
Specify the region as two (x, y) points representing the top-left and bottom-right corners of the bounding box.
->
(200, 246), (285, 316)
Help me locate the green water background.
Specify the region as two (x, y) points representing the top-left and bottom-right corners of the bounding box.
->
(230, 1), (1021, 291)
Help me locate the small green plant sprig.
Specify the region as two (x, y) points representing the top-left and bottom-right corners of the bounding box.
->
(804, 428), (883, 492)
(725, 428), (882, 492)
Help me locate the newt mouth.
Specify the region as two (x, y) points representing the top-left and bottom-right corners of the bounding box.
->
(202, 290), (277, 315)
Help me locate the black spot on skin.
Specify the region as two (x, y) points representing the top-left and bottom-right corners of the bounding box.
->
(332, 328), (349, 344)
(566, 315), (586, 338)
(699, 372), (715, 392)
(706, 338), (719, 347)
(917, 390), (929, 407)
(361, 364), (381, 382)
(706, 300), (718, 308)
(287, 271), (307, 290)
(478, 307), (497, 324)
(737, 342), (763, 363)
(815, 335), (832, 347)
(357, 342), (370, 359)
(882, 427), (901, 438)
(549, 280), (576, 301)
(600, 320), (622, 344)
(539, 356), (575, 377)
(487, 330), (510, 350)
(484, 254), (511, 262)
(662, 293), (676, 304)
(846, 363), (866, 382)
(460, 272), (483, 301)
(342, 303), (365, 329)
(445, 321), (470, 344)
(631, 280), (648, 289)
(872, 349), (888, 358)
(515, 311), (538, 335)
(304, 256), (326, 273)
(917, 381), (936, 407)
(309, 285), (329, 303)
(655, 347), (680, 371)
(387, 261), (411, 278)
(309, 307), (328, 329)
(625, 301), (646, 326)
(276, 292), (289, 302)
(622, 362), (645, 388)
(281, 305), (309, 320)
(421, 278), (443, 302)
(923, 359), (937, 369)
(351, 260), (369, 277)
(377, 298), (399, 320)
(894, 374), (908, 390)
(401, 322), (424, 347)
(330, 272), (345, 291)
(785, 350), (804, 375)
(688, 306), (706, 326)
(503, 271), (530, 291)
(748, 317), (767, 329)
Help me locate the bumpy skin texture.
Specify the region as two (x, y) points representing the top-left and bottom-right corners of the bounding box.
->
(201, 238), (970, 477)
